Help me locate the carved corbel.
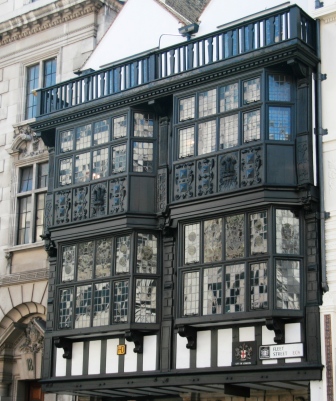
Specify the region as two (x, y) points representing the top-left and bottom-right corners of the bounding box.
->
(266, 317), (285, 344)
(40, 231), (57, 258)
(176, 325), (197, 349)
(124, 330), (143, 353)
(54, 337), (72, 359)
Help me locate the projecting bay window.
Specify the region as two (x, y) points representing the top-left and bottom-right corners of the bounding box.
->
(179, 208), (302, 321)
(17, 162), (48, 245)
(57, 232), (158, 330)
(175, 72), (294, 160)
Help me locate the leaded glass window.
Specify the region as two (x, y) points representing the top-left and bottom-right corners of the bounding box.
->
(243, 78), (260, 104)
(225, 214), (245, 259)
(92, 148), (108, 179)
(77, 241), (94, 281)
(250, 211), (267, 254)
(76, 124), (91, 150)
(250, 262), (268, 309)
(75, 285), (92, 328)
(276, 209), (300, 254)
(113, 115), (127, 139)
(93, 120), (109, 145)
(269, 74), (291, 101)
(116, 236), (130, 273)
(134, 113), (154, 137)
(135, 279), (156, 323)
(179, 127), (195, 158)
(219, 114), (238, 149)
(204, 219), (222, 262)
(95, 238), (112, 277)
(112, 144), (127, 173)
(243, 109), (260, 142)
(59, 288), (73, 329)
(219, 83), (239, 111)
(60, 130), (73, 153)
(225, 264), (245, 312)
(136, 233), (157, 273)
(62, 245), (76, 282)
(184, 223), (200, 264)
(74, 152), (90, 183)
(199, 89), (217, 117)
(276, 260), (300, 310)
(203, 267), (222, 315)
(113, 280), (129, 322)
(269, 107), (291, 140)
(183, 271), (199, 316)
(198, 120), (216, 155)
(59, 158), (72, 186)
(133, 142), (154, 172)
(93, 282), (110, 326)
(179, 96), (195, 121)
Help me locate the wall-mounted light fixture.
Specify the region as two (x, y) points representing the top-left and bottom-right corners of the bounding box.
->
(178, 23), (199, 41)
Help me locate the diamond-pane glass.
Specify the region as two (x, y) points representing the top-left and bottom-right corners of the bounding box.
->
(203, 267), (222, 315)
(199, 89), (217, 117)
(75, 285), (92, 328)
(269, 107), (291, 140)
(136, 233), (157, 273)
(219, 114), (238, 149)
(198, 120), (216, 155)
(179, 96), (195, 121)
(183, 271), (199, 316)
(133, 142), (153, 172)
(276, 260), (300, 310)
(135, 279), (156, 323)
(250, 262), (268, 309)
(225, 264), (245, 312)
(179, 127), (194, 158)
(204, 218), (222, 263)
(184, 223), (200, 264)
(250, 211), (267, 255)
(93, 282), (110, 326)
(276, 209), (300, 254)
(113, 280), (129, 323)
(269, 74), (291, 101)
(219, 83), (238, 111)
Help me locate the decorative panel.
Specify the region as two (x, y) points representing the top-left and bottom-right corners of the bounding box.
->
(95, 238), (112, 277)
(90, 182), (107, 218)
(203, 218), (222, 262)
(241, 147), (263, 186)
(225, 214), (245, 259)
(218, 152), (238, 192)
(109, 177), (127, 214)
(73, 186), (89, 221)
(157, 168), (167, 213)
(44, 194), (53, 229)
(174, 162), (195, 201)
(197, 158), (216, 196)
(77, 241), (94, 281)
(296, 135), (310, 185)
(55, 189), (72, 224)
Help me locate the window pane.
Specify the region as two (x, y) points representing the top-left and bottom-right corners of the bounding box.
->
(61, 245), (76, 282)
(75, 285), (92, 328)
(198, 120), (216, 155)
(179, 126), (194, 158)
(59, 288), (73, 329)
(183, 271), (199, 316)
(76, 124), (91, 150)
(134, 113), (154, 137)
(20, 167), (33, 192)
(35, 193), (46, 242)
(113, 280), (129, 323)
(199, 89), (217, 117)
(243, 109), (260, 142)
(95, 238), (112, 278)
(94, 120), (109, 145)
(225, 214), (245, 259)
(133, 142), (153, 172)
(92, 148), (108, 179)
(276, 260), (300, 310)
(269, 107), (291, 140)
(112, 144), (127, 173)
(203, 267), (222, 315)
(59, 158), (72, 186)
(220, 114), (238, 149)
(276, 209), (300, 254)
(60, 130), (74, 153)
(136, 233), (157, 273)
(250, 211), (267, 255)
(250, 262), (268, 309)
(204, 218), (222, 263)
(26, 64), (39, 119)
(37, 163), (48, 188)
(77, 241), (94, 281)
(225, 264), (245, 312)
(18, 196), (32, 244)
(135, 279), (156, 323)
(115, 236), (130, 274)
(243, 78), (260, 104)
(269, 74), (291, 101)
(113, 115), (127, 139)
(93, 282), (110, 326)
(179, 96), (195, 121)
(74, 152), (90, 183)
(184, 223), (200, 264)
(43, 58), (56, 87)
(219, 83), (238, 111)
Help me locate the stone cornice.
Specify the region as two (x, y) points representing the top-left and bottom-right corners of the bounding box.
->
(0, 0), (122, 46)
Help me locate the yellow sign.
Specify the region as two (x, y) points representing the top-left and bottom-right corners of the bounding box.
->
(117, 344), (126, 355)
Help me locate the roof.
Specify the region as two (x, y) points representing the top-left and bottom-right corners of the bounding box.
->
(156, 0), (211, 23)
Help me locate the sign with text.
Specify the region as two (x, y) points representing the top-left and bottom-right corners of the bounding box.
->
(259, 343), (304, 359)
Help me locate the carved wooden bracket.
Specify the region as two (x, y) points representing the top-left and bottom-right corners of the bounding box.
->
(124, 330), (143, 353)
(54, 337), (72, 359)
(266, 317), (285, 344)
(40, 231), (57, 258)
(176, 325), (197, 349)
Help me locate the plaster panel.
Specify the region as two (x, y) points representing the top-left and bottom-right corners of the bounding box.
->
(262, 325), (275, 345)
(8, 285), (23, 308)
(55, 347), (67, 377)
(285, 323), (301, 343)
(124, 339), (137, 372)
(217, 328), (232, 367)
(71, 342), (84, 376)
(88, 340), (101, 375)
(143, 335), (157, 371)
(239, 326), (255, 342)
(196, 330), (211, 368)
(106, 338), (119, 373)
(176, 335), (190, 369)
(11, 247), (47, 273)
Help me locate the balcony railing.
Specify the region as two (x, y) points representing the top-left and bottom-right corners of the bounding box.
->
(36, 5), (316, 117)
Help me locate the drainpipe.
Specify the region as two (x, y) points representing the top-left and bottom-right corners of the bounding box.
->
(316, 19), (329, 293)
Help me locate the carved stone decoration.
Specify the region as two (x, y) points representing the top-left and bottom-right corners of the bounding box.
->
(241, 147), (263, 186)
(157, 168), (168, 213)
(10, 125), (48, 159)
(218, 152), (238, 192)
(19, 320), (44, 354)
(266, 317), (285, 344)
(197, 158), (215, 196)
(125, 330), (143, 353)
(176, 325), (197, 349)
(90, 182), (107, 218)
(109, 177), (127, 214)
(296, 135), (310, 185)
(73, 186), (89, 221)
(55, 190), (72, 224)
(174, 162), (195, 201)
(40, 231), (57, 258)
(44, 196), (53, 230)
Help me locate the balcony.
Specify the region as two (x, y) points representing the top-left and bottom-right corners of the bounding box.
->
(35, 5), (316, 117)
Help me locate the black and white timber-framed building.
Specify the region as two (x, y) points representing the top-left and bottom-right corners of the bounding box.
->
(31, 4), (323, 400)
